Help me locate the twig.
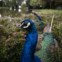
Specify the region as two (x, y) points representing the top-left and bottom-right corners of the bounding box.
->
(50, 15), (55, 32)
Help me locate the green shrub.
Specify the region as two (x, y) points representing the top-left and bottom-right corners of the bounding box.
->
(0, 20), (25, 62)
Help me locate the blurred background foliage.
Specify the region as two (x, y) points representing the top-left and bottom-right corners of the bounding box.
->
(0, 19), (26, 62)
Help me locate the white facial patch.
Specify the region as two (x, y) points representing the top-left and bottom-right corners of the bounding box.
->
(23, 22), (31, 28)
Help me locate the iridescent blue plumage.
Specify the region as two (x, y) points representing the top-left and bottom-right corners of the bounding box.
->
(20, 19), (41, 62)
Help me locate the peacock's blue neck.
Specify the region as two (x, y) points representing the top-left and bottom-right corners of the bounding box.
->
(20, 23), (38, 62)
(28, 23), (37, 33)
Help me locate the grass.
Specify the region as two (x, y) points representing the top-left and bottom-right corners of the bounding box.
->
(33, 9), (62, 15)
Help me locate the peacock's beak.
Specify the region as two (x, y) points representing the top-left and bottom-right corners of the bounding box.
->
(16, 23), (24, 28)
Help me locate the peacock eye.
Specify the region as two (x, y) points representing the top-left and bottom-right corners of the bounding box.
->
(23, 22), (31, 28)
(23, 23), (27, 26)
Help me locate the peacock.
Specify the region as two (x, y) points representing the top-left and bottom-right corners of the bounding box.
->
(35, 24), (56, 62)
(35, 15), (59, 62)
(32, 12), (45, 31)
(18, 19), (41, 62)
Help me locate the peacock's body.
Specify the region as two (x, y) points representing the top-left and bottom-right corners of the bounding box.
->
(35, 15), (57, 62)
(36, 33), (54, 62)
(20, 19), (41, 62)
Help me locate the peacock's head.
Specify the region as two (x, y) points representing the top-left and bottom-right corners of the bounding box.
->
(21, 19), (34, 29)
(16, 19), (34, 29)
